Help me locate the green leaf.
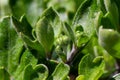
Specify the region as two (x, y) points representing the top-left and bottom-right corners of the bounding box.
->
(0, 0), (11, 18)
(98, 27), (120, 58)
(12, 15), (33, 39)
(14, 49), (38, 79)
(64, 22), (75, 43)
(74, 0), (86, 10)
(0, 50), (8, 68)
(0, 67), (10, 80)
(0, 17), (10, 68)
(39, 7), (62, 38)
(9, 0), (46, 26)
(20, 64), (48, 80)
(20, 33), (45, 58)
(48, 62), (70, 80)
(36, 17), (54, 54)
(78, 54), (105, 80)
(103, 0), (119, 30)
(73, 0), (101, 37)
(76, 75), (85, 80)
(12, 16), (45, 57)
(0, 16), (23, 75)
(75, 32), (89, 48)
(36, 7), (71, 59)
(47, 0), (76, 21)
(114, 0), (120, 25)
(101, 12), (115, 29)
(0, 16), (17, 50)
(22, 64), (33, 80)
(72, 0), (102, 47)
(0, 17), (8, 50)
(8, 37), (24, 75)
(47, 60), (58, 75)
(31, 64), (49, 80)
(12, 50), (66, 80)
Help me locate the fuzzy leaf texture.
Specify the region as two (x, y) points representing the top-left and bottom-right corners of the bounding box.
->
(23, 64), (48, 80)
(72, 0), (102, 47)
(36, 17), (54, 54)
(78, 54), (105, 80)
(12, 16), (45, 58)
(48, 62), (70, 80)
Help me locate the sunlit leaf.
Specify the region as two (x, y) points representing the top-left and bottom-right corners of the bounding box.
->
(78, 54), (105, 80)
(48, 62), (70, 80)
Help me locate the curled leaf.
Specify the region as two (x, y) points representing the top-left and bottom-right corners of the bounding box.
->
(48, 62), (70, 80)
(78, 54), (105, 80)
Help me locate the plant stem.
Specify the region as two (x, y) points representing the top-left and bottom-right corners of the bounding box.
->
(66, 44), (78, 64)
(46, 52), (52, 60)
(115, 58), (120, 73)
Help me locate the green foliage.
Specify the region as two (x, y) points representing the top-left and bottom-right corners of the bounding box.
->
(78, 54), (105, 80)
(23, 64), (48, 80)
(99, 28), (120, 58)
(36, 17), (54, 54)
(72, 0), (102, 48)
(0, 67), (10, 80)
(13, 49), (38, 79)
(0, 0), (120, 80)
(48, 62), (70, 80)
